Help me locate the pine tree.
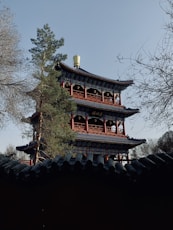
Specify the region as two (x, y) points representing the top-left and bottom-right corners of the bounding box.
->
(28, 24), (76, 162)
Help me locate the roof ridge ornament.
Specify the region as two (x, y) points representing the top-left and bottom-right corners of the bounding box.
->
(73, 55), (80, 68)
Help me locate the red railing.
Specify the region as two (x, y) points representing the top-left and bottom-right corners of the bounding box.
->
(19, 159), (33, 165)
(73, 122), (126, 137)
(104, 96), (114, 104)
(71, 89), (122, 107)
(87, 92), (102, 102)
(73, 90), (84, 99)
(88, 124), (104, 134)
(74, 122), (86, 132)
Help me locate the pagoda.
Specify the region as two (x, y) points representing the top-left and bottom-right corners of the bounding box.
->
(55, 56), (146, 162)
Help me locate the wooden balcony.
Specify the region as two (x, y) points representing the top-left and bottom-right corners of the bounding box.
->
(74, 122), (86, 132)
(104, 96), (116, 105)
(88, 124), (104, 134)
(73, 90), (84, 99)
(73, 122), (126, 137)
(71, 89), (122, 107)
(87, 92), (102, 102)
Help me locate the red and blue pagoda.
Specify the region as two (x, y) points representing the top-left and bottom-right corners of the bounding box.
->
(55, 56), (146, 162)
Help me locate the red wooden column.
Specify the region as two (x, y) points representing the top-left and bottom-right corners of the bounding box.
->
(84, 86), (87, 99)
(122, 121), (126, 135)
(119, 93), (121, 105)
(104, 118), (107, 134)
(86, 116), (89, 132)
(102, 91), (104, 102)
(71, 114), (74, 130)
(116, 120), (118, 135)
(70, 83), (73, 96)
(113, 92), (115, 105)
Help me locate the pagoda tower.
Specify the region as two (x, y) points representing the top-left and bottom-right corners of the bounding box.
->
(55, 56), (146, 162)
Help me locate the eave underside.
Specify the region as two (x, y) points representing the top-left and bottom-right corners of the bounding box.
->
(74, 98), (139, 117)
(57, 62), (133, 91)
(73, 133), (146, 155)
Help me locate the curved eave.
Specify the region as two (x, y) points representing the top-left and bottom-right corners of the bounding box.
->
(56, 62), (133, 88)
(74, 98), (139, 117)
(76, 133), (146, 148)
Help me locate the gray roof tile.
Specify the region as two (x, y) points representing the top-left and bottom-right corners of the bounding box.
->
(0, 152), (173, 185)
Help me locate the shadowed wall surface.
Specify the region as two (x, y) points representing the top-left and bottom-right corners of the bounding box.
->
(0, 153), (173, 229)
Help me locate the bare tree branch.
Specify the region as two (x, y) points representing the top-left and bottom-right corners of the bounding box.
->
(0, 6), (33, 127)
(117, 0), (173, 129)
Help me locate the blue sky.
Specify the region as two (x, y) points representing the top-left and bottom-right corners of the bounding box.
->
(0, 0), (170, 152)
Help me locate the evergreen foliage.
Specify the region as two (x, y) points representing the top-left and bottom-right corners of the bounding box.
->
(28, 24), (76, 158)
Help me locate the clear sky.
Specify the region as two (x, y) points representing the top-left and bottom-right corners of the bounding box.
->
(0, 0), (170, 152)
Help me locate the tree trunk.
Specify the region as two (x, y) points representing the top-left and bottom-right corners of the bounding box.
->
(34, 95), (43, 165)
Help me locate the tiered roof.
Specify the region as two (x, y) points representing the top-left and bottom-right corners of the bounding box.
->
(74, 98), (139, 117)
(56, 62), (133, 91)
(56, 61), (146, 151)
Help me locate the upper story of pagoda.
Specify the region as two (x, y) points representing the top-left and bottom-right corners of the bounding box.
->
(55, 57), (133, 109)
(54, 56), (146, 154)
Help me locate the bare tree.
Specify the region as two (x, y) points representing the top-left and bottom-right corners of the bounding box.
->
(157, 130), (173, 153)
(4, 144), (17, 159)
(0, 6), (31, 127)
(117, 0), (173, 129)
(129, 139), (159, 159)
(4, 144), (28, 160)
